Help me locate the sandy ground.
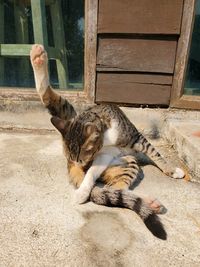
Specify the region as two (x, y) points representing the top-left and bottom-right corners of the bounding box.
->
(0, 132), (200, 267)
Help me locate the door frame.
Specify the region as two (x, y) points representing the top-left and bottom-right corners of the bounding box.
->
(170, 0), (200, 110)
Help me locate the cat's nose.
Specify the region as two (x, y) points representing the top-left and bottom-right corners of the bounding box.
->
(72, 160), (83, 167)
(79, 159), (85, 165)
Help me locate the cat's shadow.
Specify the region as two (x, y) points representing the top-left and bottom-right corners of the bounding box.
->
(130, 152), (155, 190)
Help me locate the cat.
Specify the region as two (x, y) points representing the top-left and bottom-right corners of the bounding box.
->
(30, 44), (185, 240)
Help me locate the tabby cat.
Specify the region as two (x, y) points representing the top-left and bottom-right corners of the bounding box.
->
(30, 44), (185, 240)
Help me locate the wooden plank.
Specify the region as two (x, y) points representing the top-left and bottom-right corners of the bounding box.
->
(19, 0), (55, 5)
(31, 0), (48, 45)
(14, 3), (30, 86)
(50, 0), (69, 89)
(98, 0), (183, 34)
(0, 44), (32, 56)
(0, 44), (60, 59)
(170, 0), (198, 109)
(0, 1), (4, 85)
(84, 0), (98, 102)
(96, 73), (171, 105)
(98, 73), (173, 85)
(97, 38), (177, 74)
(170, 95), (200, 110)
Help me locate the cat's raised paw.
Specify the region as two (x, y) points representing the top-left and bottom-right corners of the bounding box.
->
(75, 185), (91, 204)
(144, 197), (167, 214)
(30, 44), (47, 68)
(164, 167), (185, 179)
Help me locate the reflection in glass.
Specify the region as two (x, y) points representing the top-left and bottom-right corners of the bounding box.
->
(184, 0), (200, 95)
(0, 0), (84, 89)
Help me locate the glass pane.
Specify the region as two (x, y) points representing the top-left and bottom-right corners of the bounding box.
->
(0, 57), (34, 87)
(184, 0), (200, 96)
(0, 0), (84, 90)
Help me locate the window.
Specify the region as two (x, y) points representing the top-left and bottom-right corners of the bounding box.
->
(0, 0), (84, 90)
(171, 0), (200, 109)
(184, 0), (200, 96)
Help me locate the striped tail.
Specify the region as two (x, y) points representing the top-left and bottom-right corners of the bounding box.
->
(90, 186), (167, 240)
(133, 133), (185, 179)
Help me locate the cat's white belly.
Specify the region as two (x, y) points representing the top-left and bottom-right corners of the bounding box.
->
(103, 119), (119, 146)
(98, 146), (121, 157)
(95, 146), (133, 167)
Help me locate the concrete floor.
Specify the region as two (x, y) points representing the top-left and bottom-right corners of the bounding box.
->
(0, 131), (200, 267)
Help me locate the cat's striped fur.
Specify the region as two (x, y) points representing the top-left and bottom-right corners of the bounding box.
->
(30, 44), (185, 240)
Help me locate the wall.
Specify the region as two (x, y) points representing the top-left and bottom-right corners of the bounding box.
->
(95, 0), (184, 106)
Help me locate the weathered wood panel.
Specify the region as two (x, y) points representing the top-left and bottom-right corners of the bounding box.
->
(98, 0), (183, 34)
(96, 73), (171, 105)
(97, 38), (177, 74)
(84, 0), (98, 102)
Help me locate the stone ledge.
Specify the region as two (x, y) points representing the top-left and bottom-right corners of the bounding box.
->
(165, 121), (200, 182)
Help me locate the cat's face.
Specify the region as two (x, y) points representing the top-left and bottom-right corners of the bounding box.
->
(51, 115), (103, 168)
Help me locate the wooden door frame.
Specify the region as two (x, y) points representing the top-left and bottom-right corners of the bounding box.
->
(171, 0), (200, 110)
(0, 0), (98, 105)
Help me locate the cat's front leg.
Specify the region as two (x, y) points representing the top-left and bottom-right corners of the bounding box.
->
(30, 44), (50, 100)
(30, 45), (76, 120)
(75, 172), (96, 204)
(75, 153), (115, 204)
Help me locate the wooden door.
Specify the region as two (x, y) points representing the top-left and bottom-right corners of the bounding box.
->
(95, 0), (184, 106)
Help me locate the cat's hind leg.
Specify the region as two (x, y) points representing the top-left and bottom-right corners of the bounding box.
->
(101, 155), (139, 190)
(133, 133), (185, 179)
(143, 197), (167, 214)
(101, 155), (166, 214)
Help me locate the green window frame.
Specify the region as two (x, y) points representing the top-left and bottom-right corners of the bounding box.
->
(0, 0), (97, 105)
(171, 0), (200, 109)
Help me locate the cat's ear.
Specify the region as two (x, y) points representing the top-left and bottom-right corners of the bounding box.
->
(51, 116), (66, 135)
(84, 122), (97, 136)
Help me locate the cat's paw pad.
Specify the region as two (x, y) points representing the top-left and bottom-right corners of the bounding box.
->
(164, 167), (185, 179)
(144, 198), (167, 214)
(30, 44), (47, 68)
(75, 186), (91, 204)
(172, 167), (185, 179)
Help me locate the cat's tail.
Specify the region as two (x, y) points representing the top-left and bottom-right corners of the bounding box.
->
(90, 186), (167, 240)
(133, 133), (185, 179)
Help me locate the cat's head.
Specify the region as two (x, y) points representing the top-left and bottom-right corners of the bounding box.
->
(51, 114), (104, 168)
